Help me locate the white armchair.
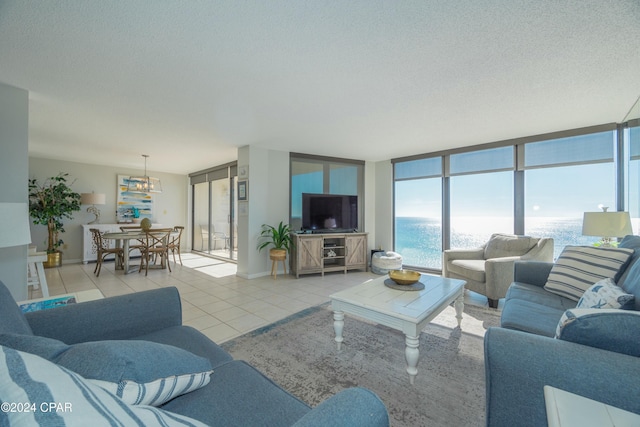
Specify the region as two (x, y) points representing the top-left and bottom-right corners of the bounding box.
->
(442, 233), (554, 308)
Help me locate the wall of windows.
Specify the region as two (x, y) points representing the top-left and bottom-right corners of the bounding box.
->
(393, 124), (636, 271)
(394, 157), (442, 268)
(290, 153), (364, 231)
(449, 147), (514, 250)
(523, 132), (616, 256)
(628, 124), (640, 232)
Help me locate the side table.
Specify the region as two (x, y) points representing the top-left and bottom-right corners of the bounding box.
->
(27, 251), (49, 297)
(544, 385), (640, 427)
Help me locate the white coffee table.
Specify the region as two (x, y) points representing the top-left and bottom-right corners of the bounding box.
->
(330, 273), (466, 384)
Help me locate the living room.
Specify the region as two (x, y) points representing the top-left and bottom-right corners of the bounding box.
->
(1, 2), (640, 426)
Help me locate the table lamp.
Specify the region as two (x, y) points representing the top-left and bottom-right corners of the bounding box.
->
(80, 192), (106, 224)
(582, 207), (633, 247)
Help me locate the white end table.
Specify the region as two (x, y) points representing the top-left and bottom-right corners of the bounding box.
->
(544, 385), (640, 427)
(27, 251), (49, 297)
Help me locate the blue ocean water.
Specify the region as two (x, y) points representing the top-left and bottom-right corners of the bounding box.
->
(395, 216), (595, 269)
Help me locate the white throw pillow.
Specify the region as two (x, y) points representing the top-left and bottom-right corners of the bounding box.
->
(576, 278), (635, 309)
(544, 246), (633, 301)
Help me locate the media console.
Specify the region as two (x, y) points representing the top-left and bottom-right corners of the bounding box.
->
(290, 232), (368, 278)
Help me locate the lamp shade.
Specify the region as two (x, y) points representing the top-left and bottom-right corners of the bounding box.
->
(80, 193), (106, 205)
(0, 202), (31, 248)
(582, 211), (633, 238)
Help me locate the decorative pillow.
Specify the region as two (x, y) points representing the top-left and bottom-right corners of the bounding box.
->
(576, 278), (635, 309)
(544, 246), (634, 301)
(484, 234), (536, 259)
(0, 334), (213, 406)
(554, 309), (640, 357)
(0, 345), (208, 426)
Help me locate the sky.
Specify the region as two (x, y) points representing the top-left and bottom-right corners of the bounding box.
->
(395, 162), (616, 219)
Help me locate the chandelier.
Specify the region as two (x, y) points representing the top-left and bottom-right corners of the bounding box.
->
(127, 154), (162, 193)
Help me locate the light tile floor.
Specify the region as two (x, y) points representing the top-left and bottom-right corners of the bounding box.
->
(28, 253), (496, 343)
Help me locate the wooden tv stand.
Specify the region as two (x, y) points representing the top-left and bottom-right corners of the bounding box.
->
(290, 232), (368, 278)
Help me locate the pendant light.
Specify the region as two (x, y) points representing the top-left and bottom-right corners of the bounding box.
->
(126, 154), (162, 193)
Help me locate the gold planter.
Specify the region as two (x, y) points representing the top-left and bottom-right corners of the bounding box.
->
(43, 252), (62, 268)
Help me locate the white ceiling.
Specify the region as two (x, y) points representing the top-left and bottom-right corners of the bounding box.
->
(1, 1), (639, 175)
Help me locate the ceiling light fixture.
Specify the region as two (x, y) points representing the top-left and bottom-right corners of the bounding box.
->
(127, 154), (162, 193)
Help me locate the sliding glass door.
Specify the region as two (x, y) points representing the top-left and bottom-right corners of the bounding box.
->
(190, 164), (237, 261)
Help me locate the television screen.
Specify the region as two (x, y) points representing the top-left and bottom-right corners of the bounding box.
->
(302, 193), (358, 231)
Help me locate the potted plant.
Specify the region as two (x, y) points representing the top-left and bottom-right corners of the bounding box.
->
(257, 221), (294, 266)
(28, 173), (81, 268)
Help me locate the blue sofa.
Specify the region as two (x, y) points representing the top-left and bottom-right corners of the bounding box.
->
(485, 236), (640, 427)
(0, 281), (388, 426)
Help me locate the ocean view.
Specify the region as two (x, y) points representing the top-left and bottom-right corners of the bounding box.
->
(395, 216), (600, 269)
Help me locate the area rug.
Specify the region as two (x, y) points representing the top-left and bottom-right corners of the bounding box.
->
(222, 302), (500, 427)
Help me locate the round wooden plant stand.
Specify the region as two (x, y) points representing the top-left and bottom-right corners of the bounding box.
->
(270, 248), (287, 279)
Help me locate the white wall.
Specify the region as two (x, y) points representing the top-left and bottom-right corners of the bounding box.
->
(236, 146), (290, 279)
(0, 82), (29, 300)
(28, 157), (190, 263)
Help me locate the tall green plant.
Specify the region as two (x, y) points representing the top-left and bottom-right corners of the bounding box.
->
(257, 221), (293, 252)
(28, 173), (81, 253)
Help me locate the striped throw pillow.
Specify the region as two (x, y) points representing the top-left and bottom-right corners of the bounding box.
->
(544, 246), (633, 301)
(0, 345), (209, 426)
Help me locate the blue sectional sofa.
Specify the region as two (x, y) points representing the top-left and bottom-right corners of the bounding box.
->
(0, 281), (388, 426)
(484, 236), (640, 427)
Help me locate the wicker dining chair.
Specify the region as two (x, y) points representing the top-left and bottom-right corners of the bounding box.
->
(90, 228), (124, 277)
(119, 225), (145, 257)
(138, 228), (173, 276)
(167, 226), (184, 265)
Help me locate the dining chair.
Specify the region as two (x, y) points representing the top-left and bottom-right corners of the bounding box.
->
(167, 226), (184, 265)
(199, 224), (229, 251)
(119, 225), (145, 257)
(138, 228), (173, 276)
(199, 224), (209, 250)
(90, 228), (124, 277)
(212, 223), (230, 250)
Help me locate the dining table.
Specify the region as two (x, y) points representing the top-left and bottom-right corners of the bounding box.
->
(102, 229), (175, 274)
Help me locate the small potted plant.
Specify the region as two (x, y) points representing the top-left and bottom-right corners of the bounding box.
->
(257, 221), (294, 269)
(28, 173), (81, 268)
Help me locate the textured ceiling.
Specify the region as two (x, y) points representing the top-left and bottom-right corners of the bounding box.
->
(0, 1), (639, 174)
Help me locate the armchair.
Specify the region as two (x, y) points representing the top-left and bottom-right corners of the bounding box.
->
(442, 233), (553, 308)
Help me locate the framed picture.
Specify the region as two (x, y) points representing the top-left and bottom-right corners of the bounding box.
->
(117, 175), (154, 223)
(238, 180), (248, 201)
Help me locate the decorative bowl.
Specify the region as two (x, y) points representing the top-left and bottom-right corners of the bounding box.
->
(389, 269), (421, 285)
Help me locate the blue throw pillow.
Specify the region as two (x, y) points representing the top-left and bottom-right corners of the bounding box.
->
(0, 345), (209, 426)
(618, 235), (640, 250)
(616, 235), (640, 296)
(0, 334), (213, 406)
(555, 308), (640, 357)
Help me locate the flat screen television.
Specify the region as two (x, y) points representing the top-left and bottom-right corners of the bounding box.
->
(301, 193), (358, 232)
